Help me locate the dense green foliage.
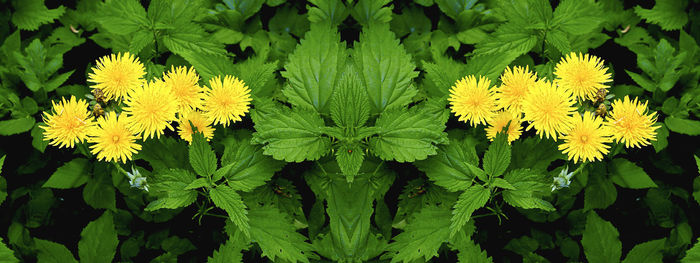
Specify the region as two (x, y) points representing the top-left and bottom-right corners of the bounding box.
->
(1, 0), (700, 262)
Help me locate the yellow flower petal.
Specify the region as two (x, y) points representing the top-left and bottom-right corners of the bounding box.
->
(41, 96), (95, 148)
(558, 112), (612, 163)
(87, 52), (146, 102)
(177, 110), (215, 143)
(485, 110), (523, 144)
(202, 75), (252, 127)
(448, 75), (498, 126)
(88, 112), (142, 163)
(495, 66), (537, 113)
(123, 79), (179, 140)
(554, 52), (612, 101)
(521, 79), (577, 141)
(163, 66), (205, 112)
(604, 96), (659, 148)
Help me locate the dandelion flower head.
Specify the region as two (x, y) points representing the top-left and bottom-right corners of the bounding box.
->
(88, 112), (142, 163)
(123, 79), (178, 140)
(177, 110), (215, 143)
(558, 112), (612, 163)
(521, 79), (577, 141)
(554, 52), (612, 101)
(604, 96), (659, 148)
(495, 66), (537, 113)
(485, 110), (523, 143)
(87, 52), (146, 101)
(41, 96), (95, 148)
(448, 75), (498, 126)
(202, 75), (252, 127)
(163, 66), (205, 112)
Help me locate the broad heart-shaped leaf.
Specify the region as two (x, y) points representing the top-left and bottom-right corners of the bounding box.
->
(189, 132), (217, 177)
(581, 211), (621, 263)
(136, 137), (189, 171)
(482, 132), (510, 177)
(11, 0), (66, 31)
(335, 143), (364, 182)
(502, 169), (555, 211)
(609, 158), (657, 189)
(634, 0), (688, 31)
(281, 23), (347, 114)
(386, 205), (451, 263)
(414, 138), (480, 192)
(214, 139), (284, 191)
(353, 23), (419, 114)
(369, 106), (448, 162)
(251, 101), (331, 162)
(330, 66), (370, 129)
(145, 169), (198, 211)
(0, 237), (18, 263)
(622, 238), (665, 263)
(249, 205), (315, 263)
(450, 185), (490, 238)
(42, 158), (89, 189)
(34, 238), (77, 263)
(683, 238), (700, 263)
(78, 211), (118, 263)
(210, 185), (250, 237)
(510, 137), (563, 172)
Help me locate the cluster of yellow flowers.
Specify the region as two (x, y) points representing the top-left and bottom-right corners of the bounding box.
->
(449, 52), (659, 163)
(41, 52), (252, 163)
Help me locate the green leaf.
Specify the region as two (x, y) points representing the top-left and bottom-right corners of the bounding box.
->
(665, 116), (700, 136)
(207, 239), (244, 263)
(189, 132), (217, 177)
(450, 185), (489, 237)
(31, 123), (49, 153)
(269, 7), (310, 37)
(330, 67), (370, 129)
(145, 169), (198, 211)
(353, 24), (419, 113)
(210, 185), (250, 237)
(213, 141), (284, 191)
(434, 0), (477, 19)
(482, 133), (510, 177)
(502, 169), (555, 211)
(249, 206), (314, 263)
(422, 51), (467, 97)
(634, 0), (688, 31)
(281, 23), (347, 114)
(11, 0), (66, 31)
(307, 0), (349, 26)
(510, 138), (563, 172)
(551, 0), (603, 35)
(336, 143), (364, 180)
(95, 0), (148, 35)
(42, 158), (89, 189)
(370, 106), (447, 162)
(386, 206), (451, 263)
(0, 117), (35, 136)
(82, 166), (116, 211)
(414, 138), (480, 192)
(474, 22), (538, 57)
(0, 237), (18, 263)
(622, 238), (665, 263)
(349, 0), (393, 26)
(136, 137), (189, 171)
(609, 158), (657, 189)
(464, 51), (520, 82)
(251, 103), (331, 162)
(179, 51), (236, 82)
(34, 239), (78, 263)
(161, 23), (227, 57)
(78, 212), (119, 263)
(545, 29), (571, 53)
(584, 164), (617, 211)
(581, 211), (621, 263)
(683, 238), (700, 263)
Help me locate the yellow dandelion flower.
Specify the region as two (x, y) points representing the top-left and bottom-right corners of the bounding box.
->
(88, 52), (146, 101)
(554, 52), (612, 101)
(163, 66), (205, 112)
(485, 110), (523, 143)
(202, 75), (252, 127)
(177, 110), (215, 143)
(40, 96), (95, 148)
(448, 75), (498, 126)
(88, 112), (142, 163)
(123, 79), (179, 140)
(558, 112), (612, 163)
(521, 79), (577, 141)
(495, 66), (537, 113)
(604, 96), (659, 148)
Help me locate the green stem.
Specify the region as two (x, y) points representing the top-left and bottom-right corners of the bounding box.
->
(112, 162), (129, 175)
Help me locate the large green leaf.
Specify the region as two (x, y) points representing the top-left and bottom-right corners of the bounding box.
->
(386, 206), (451, 263)
(189, 132), (217, 177)
(450, 185), (490, 237)
(551, 0), (603, 35)
(622, 238), (665, 263)
(0, 237), (18, 263)
(349, 0), (392, 26)
(609, 158), (657, 189)
(78, 212), (118, 263)
(665, 116), (700, 136)
(42, 158), (90, 189)
(584, 165), (617, 211)
(214, 140), (284, 191)
(210, 185), (250, 237)
(634, 0), (688, 31)
(329, 67), (370, 129)
(502, 169), (555, 211)
(95, 0), (148, 35)
(482, 133), (510, 177)
(281, 23), (347, 114)
(307, 0), (349, 26)
(145, 169), (198, 211)
(683, 238), (700, 263)
(11, 0), (66, 31)
(581, 212), (621, 263)
(34, 239), (77, 263)
(249, 206), (315, 263)
(353, 24), (419, 113)
(0, 117), (35, 136)
(207, 238), (244, 263)
(370, 106), (447, 162)
(414, 138), (480, 192)
(82, 165), (116, 211)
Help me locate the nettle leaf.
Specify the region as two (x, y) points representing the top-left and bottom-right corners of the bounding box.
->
(414, 138), (480, 192)
(249, 205), (315, 263)
(634, 0), (688, 31)
(683, 238), (700, 263)
(210, 185), (250, 237)
(473, 21), (537, 57)
(464, 51), (520, 82)
(551, 0), (603, 35)
(482, 133), (510, 177)
(78, 212), (119, 263)
(422, 50), (467, 97)
(34, 238), (77, 263)
(281, 23), (347, 114)
(208, 238), (245, 263)
(179, 51), (236, 82)
(336, 143), (364, 180)
(330, 67), (370, 129)
(502, 169), (555, 211)
(584, 165), (617, 211)
(252, 102), (331, 162)
(0, 237), (18, 263)
(12, 39), (72, 93)
(353, 24), (419, 114)
(145, 169), (198, 211)
(370, 106), (448, 162)
(622, 238), (665, 263)
(450, 185), (490, 238)
(350, 0), (393, 26)
(307, 0), (349, 26)
(161, 23), (228, 57)
(387, 205), (451, 263)
(83, 165), (116, 211)
(214, 140), (284, 191)
(609, 158), (657, 189)
(232, 55), (279, 98)
(96, 0), (148, 35)
(510, 137), (563, 172)
(434, 0), (477, 20)
(189, 133), (217, 177)
(136, 137), (189, 171)
(42, 158), (89, 189)
(11, 0), (66, 31)
(581, 211), (621, 263)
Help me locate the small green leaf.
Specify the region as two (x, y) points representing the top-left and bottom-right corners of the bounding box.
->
(584, 166), (617, 211)
(31, 124), (49, 153)
(450, 185), (490, 237)
(82, 168), (116, 211)
(78, 211), (119, 263)
(349, 0), (393, 26)
(336, 143), (364, 181)
(11, 0), (66, 31)
(502, 169), (555, 211)
(581, 211), (621, 263)
(307, 0), (349, 26)
(491, 178), (516, 190)
(207, 239), (244, 263)
(185, 178), (210, 190)
(330, 67), (370, 129)
(622, 238), (665, 263)
(482, 132), (511, 177)
(551, 0), (603, 35)
(43, 158), (90, 189)
(145, 169), (198, 211)
(370, 107), (447, 162)
(414, 138), (479, 192)
(189, 132), (217, 177)
(213, 141), (284, 191)
(0, 117), (35, 136)
(609, 158), (657, 189)
(34, 238), (78, 263)
(210, 185), (249, 237)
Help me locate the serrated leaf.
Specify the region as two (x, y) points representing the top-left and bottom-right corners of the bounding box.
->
(464, 50), (519, 82)
(683, 238), (700, 263)
(95, 0), (148, 35)
(482, 133), (510, 177)
(491, 178), (516, 190)
(11, 0), (66, 31)
(82, 167), (116, 211)
(582, 211), (621, 263)
(34, 239), (77, 263)
(307, 0), (349, 26)
(210, 185), (250, 237)
(474, 22), (538, 57)
(207, 238), (244, 263)
(609, 158), (657, 189)
(450, 185), (489, 237)
(551, 0), (603, 35)
(422, 52), (467, 97)
(350, 0), (393, 26)
(634, 0), (688, 31)
(281, 23), (347, 114)
(387, 206), (451, 263)
(161, 23), (227, 57)
(213, 141), (284, 191)
(189, 132), (217, 177)
(78, 212), (118, 263)
(251, 103), (331, 162)
(434, 0), (478, 19)
(269, 7), (309, 37)
(622, 238), (665, 263)
(370, 107), (447, 162)
(0, 117), (35, 136)
(145, 169), (198, 211)
(502, 169), (555, 211)
(136, 137), (189, 171)
(414, 138), (480, 192)
(665, 116), (700, 135)
(330, 67), (370, 129)
(42, 158), (89, 189)
(336, 143), (364, 181)
(510, 137), (563, 172)
(545, 29), (571, 53)
(0, 237), (18, 263)
(353, 24), (419, 113)
(584, 169), (617, 211)
(249, 206), (314, 263)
